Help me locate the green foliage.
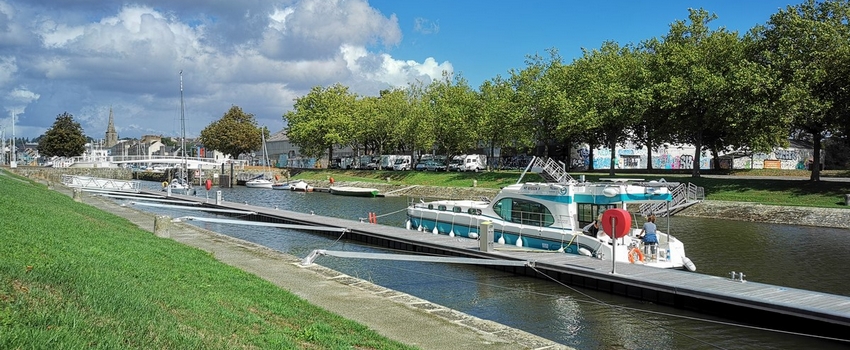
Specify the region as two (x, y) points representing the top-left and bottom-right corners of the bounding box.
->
(753, 0), (850, 180)
(424, 72), (480, 160)
(573, 42), (648, 174)
(199, 105), (262, 158)
(37, 112), (87, 157)
(653, 8), (762, 177)
(285, 84), (358, 159)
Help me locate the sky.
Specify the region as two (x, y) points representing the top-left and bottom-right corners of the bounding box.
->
(0, 0), (797, 142)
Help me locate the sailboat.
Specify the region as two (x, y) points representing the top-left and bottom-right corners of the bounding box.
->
(245, 131), (274, 189)
(163, 71), (192, 194)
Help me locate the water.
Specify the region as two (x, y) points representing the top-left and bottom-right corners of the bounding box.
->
(131, 181), (849, 349)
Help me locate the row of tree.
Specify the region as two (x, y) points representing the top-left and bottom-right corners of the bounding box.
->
(283, 1), (850, 181)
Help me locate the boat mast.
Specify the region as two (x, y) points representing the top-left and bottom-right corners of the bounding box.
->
(179, 70), (187, 183)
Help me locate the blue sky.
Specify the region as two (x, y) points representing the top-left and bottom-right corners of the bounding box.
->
(0, 0), (795, 141)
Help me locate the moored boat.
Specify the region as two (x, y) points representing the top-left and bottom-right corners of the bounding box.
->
(271, 182), (289, 190)
(245, 177), (274, 189)
(406, 157), (696, 271)
(329, 186), (379, 197)
(289, 180), (314, 192)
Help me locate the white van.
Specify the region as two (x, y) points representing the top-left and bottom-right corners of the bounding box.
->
(459, 154), (487, 172)
(392, 155), (413, 170)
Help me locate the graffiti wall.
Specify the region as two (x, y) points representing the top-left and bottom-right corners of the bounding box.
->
(569, 143), (814, 170)
(730, 147), (813, 170)
(570, 144), (711, 170)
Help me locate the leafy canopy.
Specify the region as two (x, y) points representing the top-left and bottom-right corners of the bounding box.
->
(198, 105), (262, 158)
(37, 112), (87, 157)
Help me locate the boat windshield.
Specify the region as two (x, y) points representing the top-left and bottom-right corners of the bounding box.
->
(492, 198), (555, 227)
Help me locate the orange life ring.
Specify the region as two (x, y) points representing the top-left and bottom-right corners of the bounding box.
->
(628, 248), (645, 263)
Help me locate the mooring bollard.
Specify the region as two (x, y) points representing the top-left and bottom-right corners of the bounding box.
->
(154, 215), (171, 238)
(73, 188), (82, 202)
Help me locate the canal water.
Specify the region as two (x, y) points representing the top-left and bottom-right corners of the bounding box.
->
(129, 182), (849, 349)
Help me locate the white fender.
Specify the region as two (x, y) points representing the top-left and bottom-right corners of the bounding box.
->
(682, 256), (696, 272)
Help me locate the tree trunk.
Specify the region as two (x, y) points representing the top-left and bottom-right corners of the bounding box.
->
(327, 146), (334, 169)
(646, 133), (654, 170)
(811, 132), (822, 181)
(608, 138), (616, 176)
(691, 131), (702, 178)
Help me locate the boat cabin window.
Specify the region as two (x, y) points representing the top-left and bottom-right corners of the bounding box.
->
(577, 203), (617, 228)
(492, 198), (554, 227)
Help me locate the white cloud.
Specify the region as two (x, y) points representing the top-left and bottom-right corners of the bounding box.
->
(340, 44), (451, 88)
(8, 87), (39, 103)
(413, 17), (439, 34)
(2, 0), (453, 139)
(0, 56), (16, 86)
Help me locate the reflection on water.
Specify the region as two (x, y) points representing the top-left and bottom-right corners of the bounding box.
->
(132, 181), (849, 349)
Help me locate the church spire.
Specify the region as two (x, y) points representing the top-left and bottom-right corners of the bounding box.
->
(105, 106), (118, 148)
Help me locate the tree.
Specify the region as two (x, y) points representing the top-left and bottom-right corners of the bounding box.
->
(511, 49), (565, 158)
(284, 84), (358, 163)
(654, 8), (747, 177)
(198, 105), (262, 158)
(478, 76), (526, 168)
(753, 0), (850, 180)
(38, 112), (87, 157)
(572, 42), (648, 175)
(424, 72), (481, 163)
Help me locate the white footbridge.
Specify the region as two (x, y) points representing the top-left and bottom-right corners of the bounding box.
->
(61, 175), (141, 192)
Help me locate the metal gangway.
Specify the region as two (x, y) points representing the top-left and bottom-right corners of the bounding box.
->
(639, 182), (704, 217)
(519, 157), (574, 184)
(61, 175), (141, 192)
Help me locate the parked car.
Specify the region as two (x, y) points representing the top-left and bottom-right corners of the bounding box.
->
(414, 162), (428, 171)
(424, 159), (447, 171)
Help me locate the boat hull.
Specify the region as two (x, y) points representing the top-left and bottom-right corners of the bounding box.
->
(245, 179), (274, 189)
(329, 186), (379, 197)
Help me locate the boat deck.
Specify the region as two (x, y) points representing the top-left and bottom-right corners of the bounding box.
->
(140, 190), (850, 340)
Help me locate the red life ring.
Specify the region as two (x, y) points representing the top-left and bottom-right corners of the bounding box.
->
(628, 248), (645, 263)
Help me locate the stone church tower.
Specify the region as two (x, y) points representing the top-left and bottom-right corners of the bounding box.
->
(105, 107), (118, 148)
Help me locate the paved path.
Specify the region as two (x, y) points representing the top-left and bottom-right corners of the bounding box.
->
(60, 185), (569, 350)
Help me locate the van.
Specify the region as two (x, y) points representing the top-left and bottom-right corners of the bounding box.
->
(392, 155), (412, 171)
(448, 155), (464, 171)
(459, 154), (487, 172)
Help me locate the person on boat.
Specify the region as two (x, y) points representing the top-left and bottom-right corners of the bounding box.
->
(638, 215), (658, 258)
(583, 216), (600, 237)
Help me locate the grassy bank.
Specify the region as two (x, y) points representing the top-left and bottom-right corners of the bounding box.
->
(0, 173), (413, 349)
(291, 168), (850, 208)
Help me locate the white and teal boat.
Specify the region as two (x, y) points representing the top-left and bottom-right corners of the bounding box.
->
(405, 157), (696, 270)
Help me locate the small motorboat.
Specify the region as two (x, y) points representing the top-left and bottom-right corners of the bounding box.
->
(289, 180), (313, 192)
(271, 182), (289, 190)
(329, 186), (379, 197)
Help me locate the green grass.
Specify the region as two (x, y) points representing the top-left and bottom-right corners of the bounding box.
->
(292, 169), (850, 208)
(0, 172), (414, 349)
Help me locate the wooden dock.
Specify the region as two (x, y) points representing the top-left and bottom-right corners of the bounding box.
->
(144, 190), (850, 341)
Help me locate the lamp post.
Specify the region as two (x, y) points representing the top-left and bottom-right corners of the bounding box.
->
(10, 109), (17, 168)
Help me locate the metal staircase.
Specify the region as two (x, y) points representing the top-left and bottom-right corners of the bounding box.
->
(520, 157), (574, 184)
(639, 182), (704, 217)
